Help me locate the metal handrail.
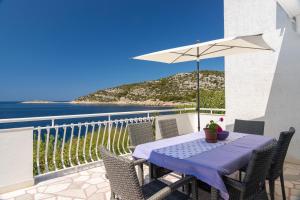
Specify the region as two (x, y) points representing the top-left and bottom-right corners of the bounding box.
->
(0, 107), (225, 126)
(0, 107), (225, 178)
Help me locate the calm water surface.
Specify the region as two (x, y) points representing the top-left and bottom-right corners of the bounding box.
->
(0, 102), (170, 129)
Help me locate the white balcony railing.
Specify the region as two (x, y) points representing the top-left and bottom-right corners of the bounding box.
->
(0, 107), (225, 180)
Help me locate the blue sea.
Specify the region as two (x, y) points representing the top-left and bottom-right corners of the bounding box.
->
(0, 102), (170, 129)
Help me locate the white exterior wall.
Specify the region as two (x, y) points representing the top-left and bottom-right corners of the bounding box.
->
(224, 0), (300, 163)
(155, 113), (225, 139)
(0, 127), (34, 193)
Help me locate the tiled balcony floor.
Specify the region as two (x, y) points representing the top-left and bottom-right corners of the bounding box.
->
(0, 162), (299, 200)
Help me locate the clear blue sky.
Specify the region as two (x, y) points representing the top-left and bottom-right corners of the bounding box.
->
(0, 0), (224, 101)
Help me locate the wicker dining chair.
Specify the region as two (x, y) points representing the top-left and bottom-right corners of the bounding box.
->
(100, 146), (197, 200)
(267, 127), (295, 200)
(158, 118), (179, 139)
(234, 119), (266, 181)
(128, 122), (155, 152)
(223, 141), (277, 200)
(233, 119), (265, 135)
(128, 121), (172, 182)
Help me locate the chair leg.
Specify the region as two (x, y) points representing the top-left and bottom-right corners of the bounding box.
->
(137, 163), (144, 186)
(110, 192), (115, 200)
(181, 174), (185, 192)
(262, 185), (269, 200)
(280, 173), (286, 200)
(211, 187), (219, 200)
(191, 179), (198, 200)
(149, 163), (154, 181)
(269, 179), (275, 200)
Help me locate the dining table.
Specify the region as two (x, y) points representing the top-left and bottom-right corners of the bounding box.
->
(133, 131), (275, 200)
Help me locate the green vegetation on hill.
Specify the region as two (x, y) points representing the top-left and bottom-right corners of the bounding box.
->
(75, 70), (225, 108)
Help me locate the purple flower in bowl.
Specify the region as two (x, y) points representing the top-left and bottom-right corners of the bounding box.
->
(217, 131), (229, 140)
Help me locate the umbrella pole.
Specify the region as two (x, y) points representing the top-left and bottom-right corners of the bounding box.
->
(196, 60), (200, 132)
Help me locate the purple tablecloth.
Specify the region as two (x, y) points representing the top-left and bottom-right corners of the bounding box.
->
(133, 131), (274, 200)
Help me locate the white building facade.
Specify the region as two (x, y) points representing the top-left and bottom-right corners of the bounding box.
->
(224, 0), (300, 163)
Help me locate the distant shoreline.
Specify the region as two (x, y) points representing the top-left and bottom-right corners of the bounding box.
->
(19, 100), (186, 107)
(21, 100), (68, 104)
(70, 100), (194, 107)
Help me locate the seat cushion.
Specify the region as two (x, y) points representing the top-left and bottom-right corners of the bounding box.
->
(142, 180), (190, 200)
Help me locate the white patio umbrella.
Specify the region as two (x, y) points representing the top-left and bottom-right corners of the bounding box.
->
(134, 34), (274, 131)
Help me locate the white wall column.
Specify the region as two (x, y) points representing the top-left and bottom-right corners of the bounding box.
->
(0, 127), (34, 194)
(224, 0), (300, 163)
(296, 15), (300, 34)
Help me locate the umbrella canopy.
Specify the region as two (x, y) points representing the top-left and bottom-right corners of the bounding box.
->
(134, 34), (273, 63)
(133, 33), (274, 131)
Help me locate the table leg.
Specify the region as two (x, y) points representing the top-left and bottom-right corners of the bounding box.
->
(211, 187), (219, 200)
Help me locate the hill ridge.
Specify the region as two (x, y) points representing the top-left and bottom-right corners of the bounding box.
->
(74, 70), (225, 108)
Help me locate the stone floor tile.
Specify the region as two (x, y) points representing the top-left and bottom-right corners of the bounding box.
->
(96, 186), (110, 193)
(26, 188), (37, 195)
(79, 171), (89, 176)
(285, 168), (300, 175)
(96, 182), (109, 189)
(290, 188), (300, 197)
(285, 163), (300, 170)
(44, 197), (56, 200)
(56, 197), (72, 200)
(290, 195), (300, 200)
(73, 176), (90, 182)
(15, 194), (33, 200)
(56, 189), (86, 199)
(87, 192), (105, 200)
(85, 185), (97, 197)
(0, 189), (26, 199)
(44, 183), (70, 193)
(68, 182), (83, 190)
(37, 186), (47, 193)
(86, 177), (104, 185)
(34, 193), (55, 199)
(81, 183), (90, 190)
(284, 181), (296, 189)
(295, 184), (300, 189)
(0, 161), (299, 200)
(105, 191), (111, 200)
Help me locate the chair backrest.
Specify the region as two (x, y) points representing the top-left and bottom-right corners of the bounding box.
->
(158, 118), (179, 139)
(233, 119), (265, 135)
(242, 141), (277, 199)
(269, 127), (295, 179)
(100, 147), (144, 200)
(128, 122), (154, 147)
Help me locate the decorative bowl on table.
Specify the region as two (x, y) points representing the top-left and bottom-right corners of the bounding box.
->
(217, 131), (229, 141)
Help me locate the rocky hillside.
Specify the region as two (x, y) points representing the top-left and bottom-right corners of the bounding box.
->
(74, 70), (225, 108)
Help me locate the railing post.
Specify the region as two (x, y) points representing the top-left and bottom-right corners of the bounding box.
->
(108, 115), (111, 151)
